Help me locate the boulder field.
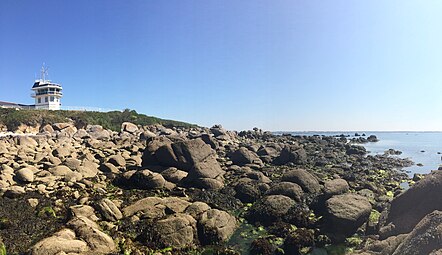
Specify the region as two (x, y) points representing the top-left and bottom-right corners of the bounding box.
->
(0, 122), (438, 254)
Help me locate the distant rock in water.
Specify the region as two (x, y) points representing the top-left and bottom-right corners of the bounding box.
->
(384, 149), (402, 156)
(367, 135), (379, 142)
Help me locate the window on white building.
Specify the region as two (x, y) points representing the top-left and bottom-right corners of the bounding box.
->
(50, 96), (54, 102)
(38, 98), (41, 104)
(45, 97), (48, 102)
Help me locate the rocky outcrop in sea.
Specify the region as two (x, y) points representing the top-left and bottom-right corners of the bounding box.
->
(0, 122), (439, 255)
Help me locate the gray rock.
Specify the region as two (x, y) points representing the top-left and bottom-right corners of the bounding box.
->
(67, 216), (116, 254)
(229, 147), (263, 166)
(197, 178), (224, 190)
(266, 182), (303, 202)
(235, 181), (261, 203)
(210, 125), (229, 137)
(142, 137), (173, 166)
(52, 123), (73, 131)
(73, 129), (90, 139)
(64, 158), (82, 171)
(199, 209), (237, 244)
(99, 162), (120, 174)
(30, 228), (89, 255)
(248, 195), (295, 225)
(273, 146), (307, 165)
(144, 138), (225, 189)
(151, 214), (197, 249)
(17, 136), (38, 148)
(16, 167), (34, 183)
(86, 125), (111, 140)
(392, 210), (442, 255)
(185, 201), (211, 220)
(96, 198), (123, 221)
(162, 197), (191, 213)
(108, 154), (126, 167)
(122, 197), (164, 218)
(380, 170), (442, 238)
(161, 167), (188, 183)
(324, 178), (349, 196)
(140, 130), (157, 140)
(121, 122), (138, 134)
(365, 234), (408, 255)
(324, 194), (372, 241)
(130, 170), (166, 189)
(78, 160), (99, 178)
(282, 168), (321, 193)
(4, 185), (26, 198)
(49, 165), (83, 182)
(52, 147), (71, 158)
(70, 205), (99, 221)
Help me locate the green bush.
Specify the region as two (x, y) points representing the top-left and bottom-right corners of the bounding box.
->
(0, 108), (195, 131)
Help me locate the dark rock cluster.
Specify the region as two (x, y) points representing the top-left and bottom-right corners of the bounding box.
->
(0, 122), (438, 255)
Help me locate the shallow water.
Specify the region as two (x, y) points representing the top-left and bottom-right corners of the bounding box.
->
(277, 131), (442, 175)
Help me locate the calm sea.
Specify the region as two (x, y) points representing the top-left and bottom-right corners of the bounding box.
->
(276, 131), (442, 175)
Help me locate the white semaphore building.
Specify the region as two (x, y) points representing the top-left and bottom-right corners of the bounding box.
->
(31, 65), (63, 110)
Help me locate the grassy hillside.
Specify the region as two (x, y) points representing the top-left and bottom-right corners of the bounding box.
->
(0, 108), (195, 131)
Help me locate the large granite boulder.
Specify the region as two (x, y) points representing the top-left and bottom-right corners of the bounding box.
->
(323, 178), (349, 196)
(380, 170), (442, 238)
(121, 122), (138, 134)
(15, 167), (34, 183)
(273, 146), (307, 165)
(324, 194), (372, 241)
(266, 182), (303, 202)
(86, 125), (111, 140)
(96, 198), (123, 222)
(281, 168), (321, 193)
(198, 209), (237, 244)
(151, 214), (197, 249)
(67, 216), (116, 254)
(30, 228), (89, 255)
(228, 147), (263, 166)
(142, 138), (224, 189)
(392, 211), (442, 255)
(247, 195), (296, 225)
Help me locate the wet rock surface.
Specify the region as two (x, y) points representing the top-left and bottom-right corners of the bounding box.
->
(0, 122), (429, 254)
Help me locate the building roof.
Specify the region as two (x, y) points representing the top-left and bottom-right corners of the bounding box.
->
(0, 101), (35, 108)
(0, 101), (19, 106)
(32, 80), (62, 88)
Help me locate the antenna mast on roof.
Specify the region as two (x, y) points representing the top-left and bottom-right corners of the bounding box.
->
(40, 63), (49, 82)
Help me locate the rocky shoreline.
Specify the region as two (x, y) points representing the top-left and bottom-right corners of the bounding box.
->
(0, 123), (440, 255)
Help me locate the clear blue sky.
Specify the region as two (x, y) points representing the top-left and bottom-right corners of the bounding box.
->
(1, 1), (442, 131)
